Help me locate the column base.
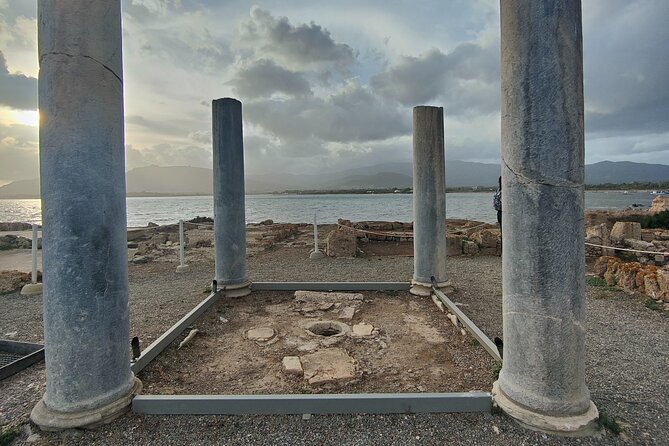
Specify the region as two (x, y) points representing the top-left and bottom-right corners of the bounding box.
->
(409, 279), (453, 297)
(31, 377), (142, 432)
(20, 283), (43, 295)
(309, 250), (325, 260)
(176, 264), (190, 273)
(218, 280), (252, 297)
(492, 381), (599, 437)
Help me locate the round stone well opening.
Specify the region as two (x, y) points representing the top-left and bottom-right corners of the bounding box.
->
(305, 321), (350, 337)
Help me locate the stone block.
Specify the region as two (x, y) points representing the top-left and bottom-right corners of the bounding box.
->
(624, 239), (655, 252)
(446, 235), (464, 256)
(644, 274), (661, 300)
(649, 195), (669, 214)
(338, 306), (356, 320)
(471, 229), (500, 249)
(462, 240), (479, 255)
(300, 348), (357, 385)
(593, 256), (619, 277)
(610, 222), (641, 243)
(326, 229), (357, 257)
(282, 356), (303, 376)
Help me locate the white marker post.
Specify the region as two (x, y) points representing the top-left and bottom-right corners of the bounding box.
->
(309, 213), (325, 260)
(176, 220), (190, 273)
(21, 224), (43, 295)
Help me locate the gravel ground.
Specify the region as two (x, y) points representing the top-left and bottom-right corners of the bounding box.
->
(1, 245), (668, 445)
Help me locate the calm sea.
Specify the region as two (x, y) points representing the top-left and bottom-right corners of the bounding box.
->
(0, 191), (654, 227)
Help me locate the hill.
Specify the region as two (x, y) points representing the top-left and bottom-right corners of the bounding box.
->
(2, 160), (669, 198)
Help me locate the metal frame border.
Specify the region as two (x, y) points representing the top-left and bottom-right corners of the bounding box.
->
(130, 281), (498, 415)
(132, 392), (492, 415)
(0, 339), (45, 380)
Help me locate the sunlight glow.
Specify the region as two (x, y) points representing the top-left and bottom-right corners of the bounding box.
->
(10, 110), (39, 127)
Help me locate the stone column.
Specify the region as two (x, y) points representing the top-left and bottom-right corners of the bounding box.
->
(213, 98), (251, 297)
(492, 0), (598, 436)
(31, 1), (140, 431)
(410, 106), (451, 296)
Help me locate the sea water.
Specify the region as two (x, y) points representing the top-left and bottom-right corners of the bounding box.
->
(0, 191), (654, 227)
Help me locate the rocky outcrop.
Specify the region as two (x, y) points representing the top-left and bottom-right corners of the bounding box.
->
(0, 270), (40, 294)
(649, 195), (669, 214)
(594, 256), (668, 302)
(0, 234), (34, 250)
(326, 229), (358, 257)
(0, 222), (33, 231)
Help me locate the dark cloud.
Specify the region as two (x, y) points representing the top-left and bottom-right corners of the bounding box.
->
(239, 7), (356, 70)
(230, 59), (312, 99)
(583, 0), (669, 137)
(0, 50), (37, 110)
(245, 81), (410, 145)
(370, 43), (499, 113)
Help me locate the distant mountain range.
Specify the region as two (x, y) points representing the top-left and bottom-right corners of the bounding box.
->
(2, 160), (669, 198)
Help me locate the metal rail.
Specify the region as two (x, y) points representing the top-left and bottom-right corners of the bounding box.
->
(252, 282), (411, 291)
(131, 290), (221, 374)
(132, 392), (492, 415)
(430, 278), (502, 362)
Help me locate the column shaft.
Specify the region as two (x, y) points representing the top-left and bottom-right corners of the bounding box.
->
(411, 106), (449, 296)
(213, 98), (251, 296)
(32, 0), (139, 430)
(494, 0), (597, 435)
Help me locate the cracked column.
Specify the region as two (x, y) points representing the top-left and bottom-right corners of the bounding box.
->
(410, 106), (451, 296)
(213, 98), (251, 297)
(31, 1), (140, 431)
(492, 0), (598, 436)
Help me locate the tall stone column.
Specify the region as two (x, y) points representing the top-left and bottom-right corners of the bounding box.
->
(492, 0), (598, 435)
(31, 1), (140, 431)
(213, 98), (251, 297)
(410, 106), (451, 296)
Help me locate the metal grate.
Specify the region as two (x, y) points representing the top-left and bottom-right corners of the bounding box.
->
(0, 350), (24, 368)
(0, 340), (44, 380)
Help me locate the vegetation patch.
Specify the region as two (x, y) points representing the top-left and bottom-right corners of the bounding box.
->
(644, 299), (663, 311)
(491, 362), (502, 380)
(641, 210), (669, 229)
(586, 276), (608, 287)
(0, 425), (22, 446)
(597, 409), (621, 435)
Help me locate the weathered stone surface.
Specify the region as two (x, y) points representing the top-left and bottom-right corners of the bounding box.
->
(649, 195), (669, 214)
(326, 229), (357, 257)
(445, 235), (464, 256)
(213, 98), (249, 295)
(294, 291), (364, 302)
(0, 222), (32, 231)
(338, 306), (356, 320)
(610, 222), (641, 243)
(0, 234), (33, 250)
(246, 327), (276, 342)
(282, 356), (303, 376)
(644, 274), (661, 300)
(351, 323), (374, 337)
(624, 239), (655, 252)
(462, 240), (479, 256)
(656, 270), (669, 302)
(594, 256), (618, 277)
(412, 106), (448, 292)
(300, 348), (357, 385)
(0, 270), (31, 294)
(32, 1), (138, 430)
(496, 1), (597, 434)
(471, 229), (500, 249)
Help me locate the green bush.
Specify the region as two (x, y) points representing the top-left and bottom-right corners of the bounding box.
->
(641, 210), (669, 229)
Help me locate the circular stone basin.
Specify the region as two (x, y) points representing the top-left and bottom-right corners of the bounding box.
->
(305, 320), (350, 338)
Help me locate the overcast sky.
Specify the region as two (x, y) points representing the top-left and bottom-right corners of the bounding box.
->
(0, 0), (667, 185)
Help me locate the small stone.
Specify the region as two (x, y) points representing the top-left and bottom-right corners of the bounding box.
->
(219, 317), (228, 323)
(338, 306), (356, 320)
(301, 348), (357, 385)
(246, 327), (276, 342)
(447, 313), (459, 327)
(131, 255), (149, 264)
(492, 425), (500, 434)
(5, 331), (17, 338)
(302, 413), (312, 420)
(351, 323), (374, 337)
(460, 328), (467, 336)
(26, 433), (42, 443)
(282, 356), (303, 376)
(318, 302), (334, 311)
